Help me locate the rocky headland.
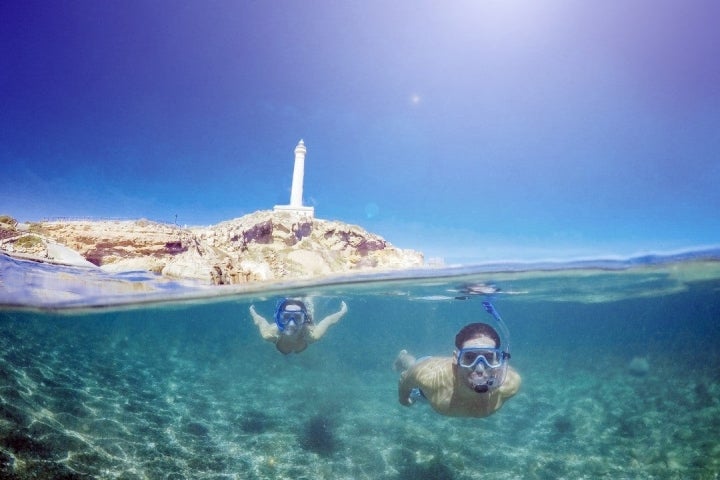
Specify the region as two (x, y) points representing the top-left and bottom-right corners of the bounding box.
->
(0, 212), (423, 284)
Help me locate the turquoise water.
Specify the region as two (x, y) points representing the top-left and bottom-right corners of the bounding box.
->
(1, 252), (720, 479)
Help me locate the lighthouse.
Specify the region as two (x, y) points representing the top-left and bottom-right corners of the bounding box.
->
(289, 139), (306, 207)
(274, 139), (315, 217)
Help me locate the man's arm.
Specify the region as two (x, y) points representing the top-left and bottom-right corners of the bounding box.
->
(249, 305), (279, 342)
(308, 300), (347, 341)
(398, 368), (417, 406)
(499, 367), (521, 401)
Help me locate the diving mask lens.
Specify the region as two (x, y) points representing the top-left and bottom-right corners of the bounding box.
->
(457, 347), (503, 368)
(457, 347), (509, 392)
(278, 311), (306, 329)
(274, 299), (310, 333)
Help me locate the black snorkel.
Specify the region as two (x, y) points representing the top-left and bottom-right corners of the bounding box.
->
(474, 384), (490, 393)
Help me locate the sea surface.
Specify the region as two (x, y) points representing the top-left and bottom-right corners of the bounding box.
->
(1, 250), (720, 479)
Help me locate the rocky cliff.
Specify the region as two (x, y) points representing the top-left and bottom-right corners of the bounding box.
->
(0, 211), (423, 284)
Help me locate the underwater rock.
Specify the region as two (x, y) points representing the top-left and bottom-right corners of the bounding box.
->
(185, 421), (210, 437)
(300, 414), (338, 457)
(552, 415), (574, 436)
(628, 356), (650, 376)
(1, 429), (54, 459)
(0, 449), (14, 471)
(238, 410), (276, 434)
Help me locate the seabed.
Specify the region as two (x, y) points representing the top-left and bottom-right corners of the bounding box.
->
(1, 254), (720, 479)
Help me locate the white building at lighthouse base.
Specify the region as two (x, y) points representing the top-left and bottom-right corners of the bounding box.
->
(273, 204), (315, 217)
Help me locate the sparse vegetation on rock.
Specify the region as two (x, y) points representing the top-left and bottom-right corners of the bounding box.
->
(0, 211), (424, 284)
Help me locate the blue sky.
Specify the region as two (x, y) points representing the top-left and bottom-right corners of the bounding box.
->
(1, 1), (719, 263)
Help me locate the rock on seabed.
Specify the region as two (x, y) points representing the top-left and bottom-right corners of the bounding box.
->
(0, 211), (424, 284)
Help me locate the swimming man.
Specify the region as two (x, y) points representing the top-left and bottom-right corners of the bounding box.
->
(396, 318), (521, 417)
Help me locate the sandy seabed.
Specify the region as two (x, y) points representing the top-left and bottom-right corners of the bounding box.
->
(2, 256), (720, 479)
(1, 308), (719, 480)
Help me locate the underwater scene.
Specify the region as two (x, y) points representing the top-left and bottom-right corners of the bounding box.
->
(1, 253), (720, 480)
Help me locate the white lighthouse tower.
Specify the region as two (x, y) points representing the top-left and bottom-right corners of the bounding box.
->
(274, 139), (315, 217)
(289, 139), (306, 207)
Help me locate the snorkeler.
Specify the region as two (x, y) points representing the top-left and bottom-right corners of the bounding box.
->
(396, 301), (521, 417)
(249, 298), (347, 354)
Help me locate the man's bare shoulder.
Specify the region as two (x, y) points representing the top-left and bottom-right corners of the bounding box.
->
(500, 367), (522, 397)
(408, 357), (453, 385)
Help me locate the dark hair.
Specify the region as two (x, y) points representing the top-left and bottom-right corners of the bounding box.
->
(455, 322), (501, 349)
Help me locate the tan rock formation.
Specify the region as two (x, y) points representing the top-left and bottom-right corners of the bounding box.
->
(0, 211), (424, 284)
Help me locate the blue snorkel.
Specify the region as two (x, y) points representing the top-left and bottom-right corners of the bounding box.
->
(456, 300), (510, 393)
(482, 301), (511, 361)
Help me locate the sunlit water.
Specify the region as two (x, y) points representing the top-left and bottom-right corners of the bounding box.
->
(1, 251), (720, 479)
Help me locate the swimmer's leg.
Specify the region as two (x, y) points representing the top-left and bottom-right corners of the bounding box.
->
(393, 349), (417, 373)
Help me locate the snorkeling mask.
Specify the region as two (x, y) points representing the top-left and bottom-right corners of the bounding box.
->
(274, 299), (310, 335)
(457, 301), (511, 393)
